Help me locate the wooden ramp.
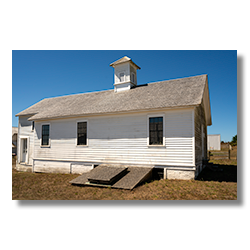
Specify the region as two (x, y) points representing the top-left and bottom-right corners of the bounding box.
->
(112, 167), (152, 190)
(69, 165), (153, 190)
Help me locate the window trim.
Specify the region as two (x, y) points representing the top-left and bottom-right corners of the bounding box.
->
(147, 114), (165, 147)
(76, 120), (88, 147)
(40, 123), (51, 147)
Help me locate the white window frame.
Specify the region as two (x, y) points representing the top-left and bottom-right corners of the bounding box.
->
(40, 123), (51, 147)
(147, 114), (166, 147)
(76, 119), (88, 147)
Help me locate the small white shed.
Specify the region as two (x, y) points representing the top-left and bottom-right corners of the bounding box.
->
(207, 134), (221, 150)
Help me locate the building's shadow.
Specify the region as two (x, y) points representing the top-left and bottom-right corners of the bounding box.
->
(197, 164), (237, 182)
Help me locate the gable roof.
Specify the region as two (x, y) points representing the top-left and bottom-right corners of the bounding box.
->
(16, 74), (212, 125)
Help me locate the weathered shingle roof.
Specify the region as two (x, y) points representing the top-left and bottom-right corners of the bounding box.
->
(16, 74), (208, 121)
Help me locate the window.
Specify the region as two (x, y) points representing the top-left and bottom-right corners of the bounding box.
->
(149, 117), (163, 145)
(32, 121), (34, 131)
(77, 121), (87, 145)
(119, 72), (125, 82)
(41, 124), (50, 146)
(131, 73), (135, 83)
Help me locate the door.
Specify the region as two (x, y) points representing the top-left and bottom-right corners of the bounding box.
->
(21, 138), (28, 163)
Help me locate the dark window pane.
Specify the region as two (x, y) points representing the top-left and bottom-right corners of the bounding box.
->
(42, 125), (50, 145)
(149, 117), (163, 145)
(42, 135), (49, 145)
(77, 122), (87, 145)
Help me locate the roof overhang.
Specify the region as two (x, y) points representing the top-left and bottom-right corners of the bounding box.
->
(203, 76), (212, 126)
(15, 112), (37, 118)
(27, 105), (198, 122)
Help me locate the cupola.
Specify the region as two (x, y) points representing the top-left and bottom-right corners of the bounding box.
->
(110, 56), (141, 92)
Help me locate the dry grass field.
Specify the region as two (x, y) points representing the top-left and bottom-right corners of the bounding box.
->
(12, 160), (237, 200)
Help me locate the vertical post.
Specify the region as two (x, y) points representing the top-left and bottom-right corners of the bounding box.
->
(163, 168), (167, 179)
(228, 143), (231, 160)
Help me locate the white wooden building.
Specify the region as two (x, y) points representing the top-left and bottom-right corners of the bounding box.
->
(207, 134), (221, 150)
(15, 56), (212, 180)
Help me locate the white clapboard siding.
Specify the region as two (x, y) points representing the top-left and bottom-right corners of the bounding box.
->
(33, 109), (195, 166)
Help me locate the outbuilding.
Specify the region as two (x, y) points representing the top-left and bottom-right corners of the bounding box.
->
(207, 134), (221, 150)
(15, 56), (212, 180)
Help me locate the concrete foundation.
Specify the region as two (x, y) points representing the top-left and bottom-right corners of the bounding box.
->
(164, 168), (195, 180)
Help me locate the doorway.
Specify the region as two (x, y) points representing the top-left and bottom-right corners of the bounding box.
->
(21, 138), (28, 163)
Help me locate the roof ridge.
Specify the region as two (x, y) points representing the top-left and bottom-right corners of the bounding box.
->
(148, 74), (207, 85)
(39, 74), (208, 101)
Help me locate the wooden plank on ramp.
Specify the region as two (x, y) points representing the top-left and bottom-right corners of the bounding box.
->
(87, 166), (127, 185)
(69, 165), (106, 184)
(112, 167), (153, 190)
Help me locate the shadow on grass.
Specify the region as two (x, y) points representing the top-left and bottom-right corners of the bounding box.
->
(197, 164), (237, 182)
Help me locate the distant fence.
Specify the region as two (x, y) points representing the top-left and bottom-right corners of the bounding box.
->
(208, 150), (231, 160)
(208, 144), (237, 160)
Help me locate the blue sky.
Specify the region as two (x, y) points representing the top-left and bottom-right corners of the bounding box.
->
(12, 50), (237, 142)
